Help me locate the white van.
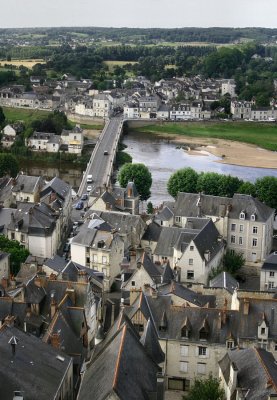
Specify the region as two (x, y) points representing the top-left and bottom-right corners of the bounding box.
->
(86, 174), (93, 183)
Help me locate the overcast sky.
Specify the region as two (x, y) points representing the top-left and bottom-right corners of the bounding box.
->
(2, 0), (277, 29)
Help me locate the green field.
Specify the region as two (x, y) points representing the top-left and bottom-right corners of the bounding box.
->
(134, 121), (277, 151)
(3, 107), (50, 122)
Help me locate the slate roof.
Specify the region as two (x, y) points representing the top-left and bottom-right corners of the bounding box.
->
(44, 255), (68, 274)
(142, 221), (162, 242)
(219, 348), (277, 399)
(155, 206), (174, 222)
(11, 175), (44, 194)
(159, 282), (216, 307)
(0, 325), (72, 400)
(24, 275), (46, 304)
(140, 318), (165, 364)
(40, 176), (70, 201)
(262, 252), (277, 271)
(229, 194), (274, 222)
(78, 323), (161, 400)
(0, 297), (13, 320)
(7, 202), (57, 236)
(210, 271), (239, 293)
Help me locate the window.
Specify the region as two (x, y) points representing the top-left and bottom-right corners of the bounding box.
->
(239, 237), (243, 245)
(274, 344), (277, 351)
(11, 232), (15, 240)
(252, 238), (258, 247)
(134, 323), (144, 333)
(251, 214), (256, 221)
(102, 267), (107, 276)
(175, 216), (181, 223)
(199, 330), (208, 341)
(197, 363), (206, 375)
(231, 235), (236, 244)
(189, 259), (193, 265)
(181, 326), (190, 339)
(270, 271), (275, 277)
(131, 280), (135, 287)
(227, 341), (234, 349)
(261, 328), (266, 335)
(187, 270), (194, 280)
(102, 256), (107, 264)
(20, 234), (25, 243)
(180, 345), (189, 357)
(92, 254), (98, 262)
(239, 224), (244, 232)
(180, 361), (188, 373)
(268, 282), (275, 289)
(198, 346), (207, 356)
(168, 378), (190, 391)
(239, 212), (245, 220)
(190, 246), (194, 251)
(253, 226), (258, 234)
(231, 223), (236, 231)
(86, 257), (90, 264)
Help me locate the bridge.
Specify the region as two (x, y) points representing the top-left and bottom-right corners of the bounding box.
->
(77, 117), (124, 198)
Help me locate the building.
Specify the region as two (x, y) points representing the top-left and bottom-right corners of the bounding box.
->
(11, 174), (45, 204)
(260, 252), (277, 290)
(231, 100), (253, 119)
(92, 94), (112, 118)
(221, 79), (236, 97)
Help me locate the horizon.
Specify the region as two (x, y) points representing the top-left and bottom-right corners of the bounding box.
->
(1, 25), (277, 30)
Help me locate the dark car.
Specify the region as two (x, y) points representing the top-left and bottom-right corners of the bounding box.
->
(81, 193), (88, 201)
(75, 201), (84, 210)
(104, 150), (108, 155)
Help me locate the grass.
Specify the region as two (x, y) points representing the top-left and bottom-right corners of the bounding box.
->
(0, 59), (45, 69)
(133, 121), (277, 151)
(79, 123), (104, 130)
(104, 60), (137, 72)
(3, 107), (50, 123)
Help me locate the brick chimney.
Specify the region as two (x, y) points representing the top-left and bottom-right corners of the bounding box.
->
(77, 269), (88, 283)
(50, 332), (61, 349)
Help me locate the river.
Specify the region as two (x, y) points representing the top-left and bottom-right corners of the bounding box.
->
(122, 131), (277, 206)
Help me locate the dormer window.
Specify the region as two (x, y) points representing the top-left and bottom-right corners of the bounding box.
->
(239, 211), (245, 220)
(199, 328), (209, 341)
(181, 326), (190, 339)
(251, 213), (256, 221)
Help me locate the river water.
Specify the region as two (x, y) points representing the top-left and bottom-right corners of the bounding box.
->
(122, 131), (277, 206)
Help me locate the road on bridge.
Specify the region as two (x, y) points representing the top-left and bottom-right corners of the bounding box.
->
(77, 116), (123, 199)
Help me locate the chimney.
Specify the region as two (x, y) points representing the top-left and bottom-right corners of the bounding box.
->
(151, 287), (158, 298)
(34, 276), (42, 288)
(50, 295), (57, 319)
(243, 299), (250, 315)
(5, 315), (15, 327)
(50, 332), (61, 349)
(1, 277), (8, 289)
(77, 269), (88, 283)
(66, 287), (76, 305)
(204, 250), (211, 263)
(156, 372), (165, 400)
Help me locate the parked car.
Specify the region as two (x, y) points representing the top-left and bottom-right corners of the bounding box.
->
(104, 150), (108, 155)
(87, 185), (92, 193)
(81, 193), (88, 201)
(75, 201), (84, 210)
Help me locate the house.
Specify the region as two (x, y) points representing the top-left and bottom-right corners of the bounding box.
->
(77, 313), (164, 400)
(40, 176), (72, 241)
(0, 323), (73, 400)
(11, 174), (45, 204)
(0, 252), (10, 291)
(70, 217), (124, 291)
(61, 125), (84, 154)
(231, 100), (253, 119)
(157, 104), (170, 120)
(1, 123), (23, 148)
(26, 131), (59, 152)
(92, 93), (112, 117)
(260, 252), (277, 290)
(170, 104), (191, 120)
(139, 95), (160, 118)
(144, 217), (224, 285)
(6, 202), (60, 258)
(219, 348), (277, 400)
(123, 101), (140, 119)
(156, 192), (275, 264)
(221, 79), (236, 97)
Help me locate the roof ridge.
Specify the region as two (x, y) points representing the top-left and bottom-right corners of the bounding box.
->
(112, 325), (127, 390)
(254, 347), (277, 392)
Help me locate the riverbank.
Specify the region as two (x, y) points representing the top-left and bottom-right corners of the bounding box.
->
(133, 130), (277, 169)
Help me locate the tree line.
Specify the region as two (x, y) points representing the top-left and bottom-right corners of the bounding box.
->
(167, 167), (277, 211)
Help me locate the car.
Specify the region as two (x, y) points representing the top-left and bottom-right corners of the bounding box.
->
(87, 185), (92, 193)
(86, 174), (93, 183)
(75, 201), (84, 210)
(81, 193), (88, 201)
(104, 150), (108, 155)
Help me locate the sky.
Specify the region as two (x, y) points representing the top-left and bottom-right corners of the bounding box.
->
(2, 0), (277, 29)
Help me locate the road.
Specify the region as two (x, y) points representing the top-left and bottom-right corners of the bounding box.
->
(77, 116), (123, 198)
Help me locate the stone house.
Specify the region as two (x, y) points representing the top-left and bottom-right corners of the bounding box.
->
(11, 174), (45, 204)
(260, 252), (277, 290)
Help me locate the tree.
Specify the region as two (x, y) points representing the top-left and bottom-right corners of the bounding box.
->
(167, 168), (199, 198)
(0, 106), (5, 127)
(0, 154), (19, 178)
(255, 176), (277, 211)
(118, 163), (152, 201)
(238, 181), (256, 197)
(147, 201), (154, 214)
(184, 375), (224, 400)
(223, 250), (245, 275)
(0, 236), (29, 275)
(196, 172), (222, 196)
